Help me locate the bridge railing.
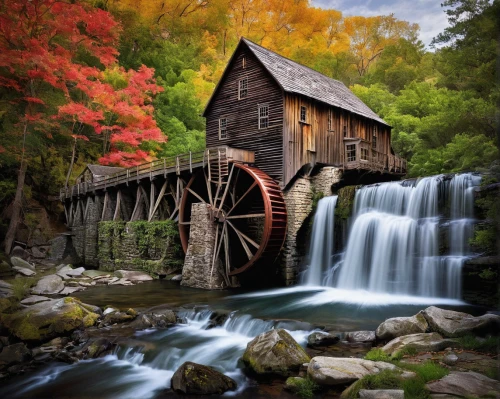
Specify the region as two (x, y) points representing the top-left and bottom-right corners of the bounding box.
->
(60, 147), (255, 201)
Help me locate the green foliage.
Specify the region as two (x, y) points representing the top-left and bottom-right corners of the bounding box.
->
(401, 377), (430, 399)
(287, 377), (321, 399)
(11, 277), (37, 301)
(345, 369), (404, 398)
(365, 348), (391, 362)
(336, 186), (358, 220)
(457, 334), (500, 353)
(392, 346), (418, 360)
(398, 362), (449, 383)
(128, 220), (178, 256)
(478, 268), (498, 280)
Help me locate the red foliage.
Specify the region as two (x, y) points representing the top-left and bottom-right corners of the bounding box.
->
(0, 0), (165, 166)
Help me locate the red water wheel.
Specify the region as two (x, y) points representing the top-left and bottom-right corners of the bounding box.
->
(179, 162), (287, 281)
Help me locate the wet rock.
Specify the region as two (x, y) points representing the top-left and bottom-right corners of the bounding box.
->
(103, 307), (118, 316)
(12, 266), (36, 277)
(147, 308), (177, 327)
(307, 331), (340, 347)
(0, 280), (13, 298)
(171, 274), (182, 281)
(242, 329), (310, 376)
(382, 333), (458, 356)
(114, 270), (153, 282)
(207, 310), (231, 328)
(56, 265), (73, 280)
(60, 286), (86, 295)
(376, 312), (429, 340)
(0, 343), (31, 367)
(82, 270), (110, 278)
(346, 331), (376, 343)
(65, 267), (85, 277)
(128, 314), (154, 329)
(427, 371), (500, 397)
(171, 361), (237, 395)
(359, 389), (404, 399)
(84, 338), (112, 359)
(108, 278), (134, 286)
(0, 297), (100, 341)
(31, 275), (64, 295)
(102, 311), (135, 326)
(307, 357), (415, 386)
(423, 306), (500, 337)
(443, 353), (458, 366)
(284, 376), (306, 393)
(54, 351), (79, 364)
(42, 337), (69, 348)
(11, 257), (35, 271)
(20, 295), (51, 305)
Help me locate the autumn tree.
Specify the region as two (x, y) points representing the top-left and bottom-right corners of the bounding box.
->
(0, 0), (163, 253)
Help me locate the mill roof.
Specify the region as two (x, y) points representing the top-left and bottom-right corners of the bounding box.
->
(204, 38), (388, 126)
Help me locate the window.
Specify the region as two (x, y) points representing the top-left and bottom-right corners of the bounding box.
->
(361, 148), (369, 160)
(258, 104), (269, 129)
(343, 125), (347, 138)
(346, 144), (357, 162)
(242, 56), (246, 69)
(328, 111), (332, 131)
(219, 118), (227, 139)
(238, 78), (248, 99)
(300, 106), (307, 123)
(372, 126), (377, 150)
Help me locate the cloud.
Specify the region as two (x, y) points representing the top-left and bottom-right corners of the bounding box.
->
(312, 0), (450, 47)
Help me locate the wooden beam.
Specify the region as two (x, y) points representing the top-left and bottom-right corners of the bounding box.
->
(113, 190), (122, 221)
(101, 192), (109, 221)
(227, 181), (257, 216)
(148, 180), (168, 222)
(130, 186), (142, 222)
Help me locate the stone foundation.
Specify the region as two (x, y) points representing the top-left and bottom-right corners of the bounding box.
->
(181, 203), (227, 290)
(281, 167), (343, 285)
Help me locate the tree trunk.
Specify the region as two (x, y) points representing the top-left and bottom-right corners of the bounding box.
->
(4, 160), (27, 255)
(65, 137), (77, 189)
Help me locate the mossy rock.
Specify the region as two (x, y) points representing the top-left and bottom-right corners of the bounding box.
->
(171, 361), (236, 395)
(0, 297), (100, 342)
(242, 329), (310, 376)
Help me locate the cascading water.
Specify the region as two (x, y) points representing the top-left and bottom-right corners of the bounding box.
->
(304, 196), (338, 286)
(304, 173), (481, 299)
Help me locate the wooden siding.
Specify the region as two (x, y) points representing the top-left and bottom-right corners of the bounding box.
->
(283, 93), (391, 185)
(205, 45), (284, 185)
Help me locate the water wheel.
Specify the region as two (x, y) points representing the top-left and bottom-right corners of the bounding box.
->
(179, 158), (287, 280)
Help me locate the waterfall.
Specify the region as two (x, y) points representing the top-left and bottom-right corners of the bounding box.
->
(305, 173), (481, 299)
(304, 196), (338, 286)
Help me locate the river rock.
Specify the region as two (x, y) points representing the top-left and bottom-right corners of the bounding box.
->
(11, 257), (35, 271)
(114, 270), (153, 282)
(376, 312), (429, 340)
(0, 343), (31, 368)
(422, 306), (500, 337)
(346, 331), (376, 343)
(426, 371), (500, 397)
(11, 246), (30, 260)
(56, 265), (73, 280)
(0, 297), (100, 341)
(20, 295), (51, 305)
(65, 267), (85, 277)
(31, 275), (64, 295)
(359, 390), (404, 399)
(60, 286), (85, 295)
(171, 361), (237, 395)
(84, 338), (113, 359)
(82, 270), (110, 278)
(442, 353), (459, 366)
(307, 357), (415, 386)
(0, 280), (13, 298)
(12, 266), (36, 277)
(108, 278), (133, 286)
(382, 333), (458, 356)
(31, 246), (46, 259)
(101, 311), (135, 326)
(242, 329), (310, 376)
(307, 331), (340, 347)
(103, 307), (118, 316)
(171, 274), (182, 281)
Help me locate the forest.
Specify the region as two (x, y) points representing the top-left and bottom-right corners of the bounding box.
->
(0, 0), (498, 248)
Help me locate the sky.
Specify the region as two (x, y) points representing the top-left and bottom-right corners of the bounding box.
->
(312, 0), (450, 47)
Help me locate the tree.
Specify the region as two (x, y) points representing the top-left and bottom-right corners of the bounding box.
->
(0, 0), (163, 253)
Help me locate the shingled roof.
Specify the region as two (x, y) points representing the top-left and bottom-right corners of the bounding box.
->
(205, 38), (388, 126)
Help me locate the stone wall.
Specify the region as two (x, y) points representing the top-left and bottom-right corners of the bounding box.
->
(281, 167), (343, 285)
(97, 220), (182, 275)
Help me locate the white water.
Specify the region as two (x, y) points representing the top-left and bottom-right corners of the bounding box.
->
(304, 173), (481, 299)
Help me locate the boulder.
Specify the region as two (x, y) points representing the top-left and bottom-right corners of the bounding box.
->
(242, 329), (310, 376)
(11, 257), (35, 271)
(346, 331), (376, 343)
(0, 297), (100, 341)
(11, 247), (30, 260)
(0, 280), (13, 298)
(20, 295), (51, 305)
(30, 247), (46, 259)
(84, 338), (113, 359)
(65, 267), (85, 277)
(13, 266), (36, 277)
(382, 333), (458, 356)
(101, 311), (135, 326)
(307, 357), (415, 386)
(171, 274), (182, 281)
(82, 270), (110, 278)
(376, 312), (429, 340)
(171, 361), (236, 395)
(31, 275), (64, 295)
(56, 265), (73, 280)
(114, 270), (153, 282)
(422, 306), (500, 338)
(426, 371), (500, 397)
(0, 343), (31, 367)
(307, 331), (340, 347)
(359, 390), (404, 399)
(443, 353), (459, 366)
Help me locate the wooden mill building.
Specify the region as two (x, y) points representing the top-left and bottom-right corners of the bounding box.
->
(204, 38), (405, 187)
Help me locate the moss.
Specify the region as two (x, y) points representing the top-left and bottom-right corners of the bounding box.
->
(0, 298), (13, 312)
(365, 348), (391, 362)
(342, 369), (403, 398)
(392, 345), (418, 360)
(397, 361), (448, 382)
(286, 377), (321, 399)
(336, 185), (359, 220)
(11, 276), (37, 301)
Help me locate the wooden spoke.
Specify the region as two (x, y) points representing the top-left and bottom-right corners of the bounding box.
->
(209, 223), (221, 285)
(227, 181), (257, 216)
(217, 163), (235, 211)
(203, 168), (213, 206)
(227, 220), (260, 249)
(231, 224), (254, 260)
(223, 225), (231, 285)
(226, 213), (265, 219)
(186, 187), (207, 204)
